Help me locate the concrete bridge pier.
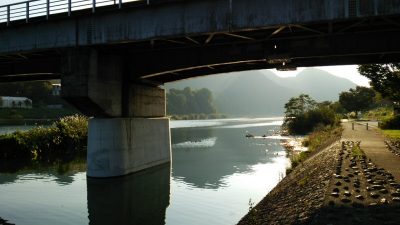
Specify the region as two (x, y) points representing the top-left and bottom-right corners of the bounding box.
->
(61, 49), (171, 178)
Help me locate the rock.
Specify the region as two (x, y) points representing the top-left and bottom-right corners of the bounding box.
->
(372, 184), (384, 190)
(355, 195), (364, 200)
(344, 191), (351, 197)
(380, 198), (388, 204)
(392, 197), (400, 202)
(370, 192), (380, 198)
(334, 174), (342, 179)
(369, 203), (378, 206)
(344, 186), (349, 190)
(353, 183), (360, 188)
(348, 174), (354, 178)
(355, 189), (361, 193)
(373, 180), (383, 185)
(335, 181), (342, 186)
(391, 192), (400, 197)
(333, 188), (339, 192)
(331, 192), (339, 198)
(341, 198), (351, 203)
(367, 179), (374, 184)
(379, 189), (388, 194)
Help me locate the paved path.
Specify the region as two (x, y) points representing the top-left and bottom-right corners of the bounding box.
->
(342, 121), (400, 182)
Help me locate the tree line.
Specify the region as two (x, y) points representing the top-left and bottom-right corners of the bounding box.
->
(167, 87), (217, 115)
(283, 63), (400, 134)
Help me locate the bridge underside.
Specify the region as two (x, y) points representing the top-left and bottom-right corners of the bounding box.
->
(1, 0), (400, 177)
(0, 14), (400, 83)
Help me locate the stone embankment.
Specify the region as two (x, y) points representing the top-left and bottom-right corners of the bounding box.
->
(238, 122), (400, 225)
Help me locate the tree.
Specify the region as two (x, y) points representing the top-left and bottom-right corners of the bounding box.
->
(358, 64), (400, 102)
(166, 87), (217, 115)
(283, 94), (338, 134)
(284, 94), (317, 118)
(339, 86), (375, 117)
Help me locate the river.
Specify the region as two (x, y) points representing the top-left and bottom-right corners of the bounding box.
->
(0, 117), (289, 225)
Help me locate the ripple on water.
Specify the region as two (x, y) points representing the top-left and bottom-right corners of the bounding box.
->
(172, 137), (217, 149)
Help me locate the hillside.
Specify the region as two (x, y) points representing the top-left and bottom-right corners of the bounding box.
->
(165, 68), (357, 117)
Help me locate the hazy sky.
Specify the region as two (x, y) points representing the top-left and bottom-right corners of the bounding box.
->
(265, 65), (370, 87)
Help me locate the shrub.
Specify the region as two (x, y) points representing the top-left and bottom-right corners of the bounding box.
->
(0, 115), (88, 161)
(379, 115), (400, 129)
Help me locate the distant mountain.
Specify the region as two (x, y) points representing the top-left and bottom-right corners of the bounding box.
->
(165, 68), (357, 117)
(266, 68), (356, 102)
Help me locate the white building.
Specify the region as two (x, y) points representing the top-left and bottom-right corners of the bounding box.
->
(0, 96), (32, 109)
(52, 84), (61, 96)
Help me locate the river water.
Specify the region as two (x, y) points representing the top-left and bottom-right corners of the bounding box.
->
(0, 117), (289, 225)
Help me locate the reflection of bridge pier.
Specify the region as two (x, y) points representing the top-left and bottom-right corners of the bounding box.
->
(87, 164), (171, 225)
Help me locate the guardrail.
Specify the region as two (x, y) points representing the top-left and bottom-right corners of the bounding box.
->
(0, 0), (145, 25)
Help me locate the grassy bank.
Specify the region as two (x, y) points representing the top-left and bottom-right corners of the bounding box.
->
(288, 125), (342, 172)
(382, 130), (400, 139)
(0, 115), (88, 162)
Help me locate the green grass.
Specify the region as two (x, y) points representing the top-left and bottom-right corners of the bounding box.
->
(288, 125), (343, 173)
(351, 145), (364, 159)
(362, 106), (394, 121)
(382, 130), (400, 139)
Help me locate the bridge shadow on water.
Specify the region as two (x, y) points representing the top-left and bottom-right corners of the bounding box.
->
(87, 163), (171, 225)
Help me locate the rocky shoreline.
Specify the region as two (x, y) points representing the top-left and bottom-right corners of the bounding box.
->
(238, 139), (400, 225)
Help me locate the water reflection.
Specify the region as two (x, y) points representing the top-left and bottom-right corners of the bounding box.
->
(87, 163), (171, 225)
(0, 159), (86, 185)
(171, 125), (283, 189)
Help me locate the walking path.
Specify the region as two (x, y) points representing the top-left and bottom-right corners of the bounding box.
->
(342, 121), (400, 182)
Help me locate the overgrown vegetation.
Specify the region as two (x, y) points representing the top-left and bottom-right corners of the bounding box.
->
(362, 106), (394, 121)
(289, 126), (342, 170)
(358, 64), (400, 130)
(382, 130), (400, 139)
(283, 94), (340, 135)
(0, 115), (88, 162)
(351, 144), (364, 159)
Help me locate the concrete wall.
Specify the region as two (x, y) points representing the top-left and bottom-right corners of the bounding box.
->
(1, 0), (400, 54)
(87, 117), (171, 177)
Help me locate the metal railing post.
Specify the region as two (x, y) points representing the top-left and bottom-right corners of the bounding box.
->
(68, 0), (72, 16)
(147, 0), (150, 5)
(92, 0), (96, 13)
(7, 5), (10, 26)
(119, 0), (122, 9)
(26, 2), (29, 23)
(46, 0), (50, 19)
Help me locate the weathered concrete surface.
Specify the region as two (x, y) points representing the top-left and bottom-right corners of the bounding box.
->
(129, 84), (166, 118)
(61, 49), (166, 117)
(1, 0), (400, 54)
(87, 117), (171, 178)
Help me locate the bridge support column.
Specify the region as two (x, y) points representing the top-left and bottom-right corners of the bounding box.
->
(87, 117), (171, 177)
(61, 49), (171, 178)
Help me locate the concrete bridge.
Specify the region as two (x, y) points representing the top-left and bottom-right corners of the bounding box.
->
(1, 0), (400, 177)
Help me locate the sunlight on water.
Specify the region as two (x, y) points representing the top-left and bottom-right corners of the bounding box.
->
(172, 137), (218, 149)
(218, 120), (283, 129)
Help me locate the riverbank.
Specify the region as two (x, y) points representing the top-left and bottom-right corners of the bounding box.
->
(0, 115), (87, 162)
(282, 126), (342, 172)
(238, 122), (400, 224)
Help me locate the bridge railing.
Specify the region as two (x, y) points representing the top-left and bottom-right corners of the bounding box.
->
(0, 0), (142, 25)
